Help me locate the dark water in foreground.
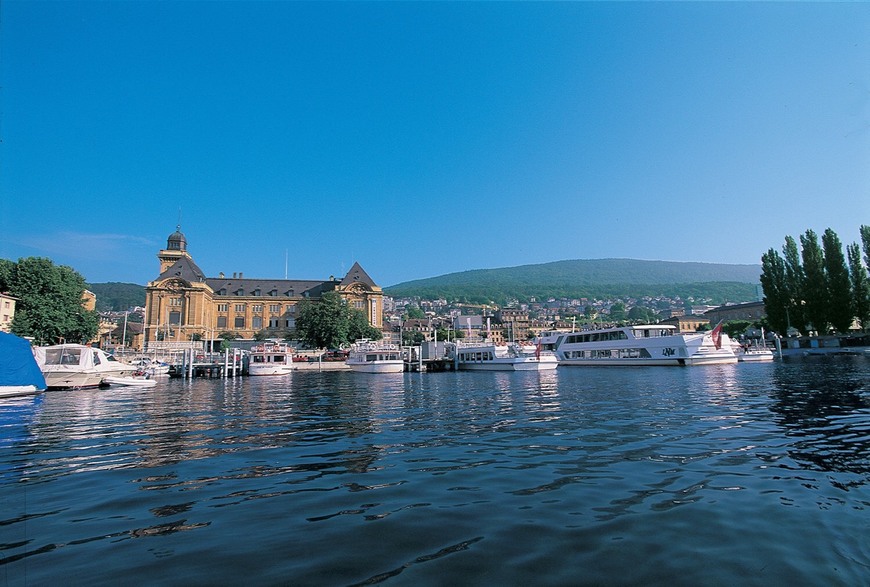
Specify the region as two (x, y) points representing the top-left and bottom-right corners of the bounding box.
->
(1, 357), (869, 586)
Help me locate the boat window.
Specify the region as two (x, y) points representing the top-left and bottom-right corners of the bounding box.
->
(93, 351), (101, 365)
(274, 356), (285, 363)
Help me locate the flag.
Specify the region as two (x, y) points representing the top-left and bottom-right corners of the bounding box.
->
(711, 321), (723, 350)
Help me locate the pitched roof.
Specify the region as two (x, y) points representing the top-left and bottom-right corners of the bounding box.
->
(340, 262), (378, 288)
(157, 255), (207, 284)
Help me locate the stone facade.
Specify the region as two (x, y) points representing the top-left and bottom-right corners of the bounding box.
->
(143, 228), (383, 349)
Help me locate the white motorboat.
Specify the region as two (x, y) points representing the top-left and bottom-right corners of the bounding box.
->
(736, 344), (775, 362)
(33, 344), (137, 389)
(104, 375), (158, 388)
(249, 342), (295, 375)
(346, 340), (404, 373)
(540, 324), (737, 366)
(450, 341), (559, 371)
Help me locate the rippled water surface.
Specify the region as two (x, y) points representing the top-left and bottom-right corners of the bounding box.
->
(2, 357), (869, 586)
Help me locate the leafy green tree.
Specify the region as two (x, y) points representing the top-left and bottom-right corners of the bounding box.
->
(253, 329), (269, 341)
(296, 291), (380, 349)
(800, 230), (828, 334)
(760, 248), (789, 335)
(723, 320), (753, 338)
(348, 310), (381, 342)
(609, 302), (626, 321)
(627, 306), (657, 323)
(822, 229), (853, 333)
(404, 305), (426, 320)
(861, 225), (870, 267)
(4, 257), (100, 345)
(848, 242), (870, 330)
(782, 235), (805, 332)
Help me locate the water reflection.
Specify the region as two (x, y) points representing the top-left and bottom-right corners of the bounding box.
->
(769, 357), (870, 480)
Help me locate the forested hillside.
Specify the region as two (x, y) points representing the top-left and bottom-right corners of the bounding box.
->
(386, 259), (760, 305)
(87, 282), (146, 311)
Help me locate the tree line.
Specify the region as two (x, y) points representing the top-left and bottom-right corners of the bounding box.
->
(760, 226), (870, 336)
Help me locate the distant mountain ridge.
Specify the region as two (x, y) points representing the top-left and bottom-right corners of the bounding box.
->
(385, 258), (761, 305)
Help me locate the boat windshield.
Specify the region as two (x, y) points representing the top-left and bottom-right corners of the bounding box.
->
(44, 348), (82, 365)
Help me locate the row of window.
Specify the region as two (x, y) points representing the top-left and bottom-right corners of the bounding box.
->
(215, 304), (297, 314)
(562, 348), (654, 359)
(215, 316), (297, 329)
(216, 288), (299, 297)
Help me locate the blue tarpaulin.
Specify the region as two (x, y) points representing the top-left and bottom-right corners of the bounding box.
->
(0, 332), (46, 390)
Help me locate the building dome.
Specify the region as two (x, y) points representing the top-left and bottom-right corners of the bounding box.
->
(167, 226), (187, 251)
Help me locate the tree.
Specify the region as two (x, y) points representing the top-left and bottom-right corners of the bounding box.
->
(822, 228), (853, 333)
(296, 291), (380, 349)
(861, 225), (870, 267)
(627, 306), (657, 323)
(800, 230), (828, 334)
(848, 242), (870, 330)
(4, 257), (100, 345)
(609, 302), (626, 322)
(760, 248), (789, 335)
(404, 305), (426, 320)
(782, 235), (805, 332)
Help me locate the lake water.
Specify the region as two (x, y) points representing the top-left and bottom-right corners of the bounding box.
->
(2, 356), (869, 586)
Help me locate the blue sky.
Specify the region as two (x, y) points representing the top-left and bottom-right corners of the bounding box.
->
(2, 2), (868, 288)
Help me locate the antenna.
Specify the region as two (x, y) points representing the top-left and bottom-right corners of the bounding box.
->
(284, 249), (288, 280)
(177, 208), (182, 228)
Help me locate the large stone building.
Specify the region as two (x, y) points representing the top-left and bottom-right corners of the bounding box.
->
(144, 227), (384, 348)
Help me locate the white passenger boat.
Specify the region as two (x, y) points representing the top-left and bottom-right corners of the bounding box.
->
(33, 344), (137, 389)
(540, 324), (737, 366)
(451, 342), (559, 371)
(346, 340), (404, 373)
(249, 342), (295, 375)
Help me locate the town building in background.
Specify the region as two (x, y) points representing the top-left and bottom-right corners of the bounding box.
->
(0, 293), (17, 332)
(143, 227), (384, 349)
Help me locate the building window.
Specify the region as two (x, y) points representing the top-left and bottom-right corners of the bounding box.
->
(218, 303), (228, 312)
(269, 317), (280, 328)
(252, 305), (263, 313)
(169, 311), (181, 325)
(234, 317), (245, 328)
(217, 316), (227, 328)
(235, 304), (245, 312)
(169, 298), (182, 306)
(252, 316), (263, 329)
(269, 304), (280, 313)
(287, 305), (295, 314)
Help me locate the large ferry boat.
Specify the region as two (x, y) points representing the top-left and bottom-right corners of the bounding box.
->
(450, 342), (559, 371)
(539, 324), (737, 366)
(249, 342), (295, 375)
(346, 340), (404, 373)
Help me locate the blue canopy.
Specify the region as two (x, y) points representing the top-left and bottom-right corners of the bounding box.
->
(0, 332), (46, 390)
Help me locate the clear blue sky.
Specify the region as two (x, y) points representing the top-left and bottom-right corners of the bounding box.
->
(2, 2), (868, 287)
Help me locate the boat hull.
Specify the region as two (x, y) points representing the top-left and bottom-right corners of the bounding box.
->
(41, 369), (105, 389)
(0, 385), (42, 398)
(104, 376), (158, 388)
(249, 365), (295, 376)
(457, 358), (558, 371)
(347, 361), (404, 374)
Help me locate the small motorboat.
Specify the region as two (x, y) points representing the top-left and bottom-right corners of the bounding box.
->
(103, 373), (158, 388)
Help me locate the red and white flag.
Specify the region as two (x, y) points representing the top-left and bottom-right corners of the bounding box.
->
(711, 321), (723, 349)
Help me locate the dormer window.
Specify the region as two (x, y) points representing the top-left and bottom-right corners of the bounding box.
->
(253, 289), (261, 296)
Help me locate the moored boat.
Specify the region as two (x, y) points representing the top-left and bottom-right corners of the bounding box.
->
(540, 324), (737, 366)
(0, 332), (46, 398)
(450, 341), (559, 371)
(249, 342), (295, 375)
(104, 374), (158, 388)
(346, 340), (404, 373)
(33, 344), (137, 389)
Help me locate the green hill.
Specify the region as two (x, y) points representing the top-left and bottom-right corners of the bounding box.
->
(385, 259), (761, 305)
(87, 282), (146, 312)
